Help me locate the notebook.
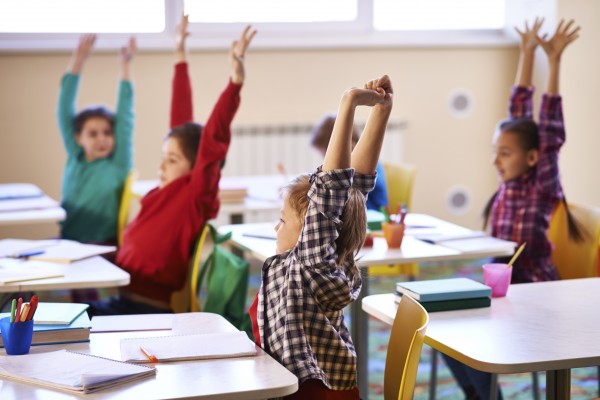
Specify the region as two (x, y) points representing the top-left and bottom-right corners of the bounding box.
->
(120, 331), (256, 363)
(395, 277), (492, 302)
(0, 183), (43, 200)
(0, 349), (156, 394)
(0, 260), (65, 284)
(415, 232), (516, 253)
(32, 302), (90, 325)
(0, 311), (91, 346)
(394, 293), (491, 312)
(0, 239), (115, 263)
(92, 314), (174, 333)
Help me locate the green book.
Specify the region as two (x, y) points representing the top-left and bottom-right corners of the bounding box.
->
(395, 277), (492, 302)
(394, 292), (491, 312)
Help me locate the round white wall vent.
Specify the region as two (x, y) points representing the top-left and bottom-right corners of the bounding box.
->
(448, 89), (473, 119)
(446, 185), (472, 215)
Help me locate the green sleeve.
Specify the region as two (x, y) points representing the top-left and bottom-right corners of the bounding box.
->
(56, 73), (81, 156)
(112, 80), (134, 171)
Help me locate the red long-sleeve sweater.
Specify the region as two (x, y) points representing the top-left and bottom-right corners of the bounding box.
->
(116, 63), (241, 303)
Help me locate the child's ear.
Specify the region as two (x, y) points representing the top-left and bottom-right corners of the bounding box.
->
(527, 149), (539, 167)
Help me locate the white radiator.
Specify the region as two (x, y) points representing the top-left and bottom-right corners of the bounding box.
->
(223, 120), (406, 177)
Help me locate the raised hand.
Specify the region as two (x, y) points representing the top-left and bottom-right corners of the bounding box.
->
(68, 34), (96, 74)
(120, 37), (137, 64)
(347, 75), (393, 108)
(537, 19), (580, 61)
(230, 25), (257, 85)
(176, 14), (190, 62)
(515, 17), (544, 53)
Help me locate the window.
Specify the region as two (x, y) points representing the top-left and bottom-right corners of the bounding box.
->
(0, 0), (552, 51)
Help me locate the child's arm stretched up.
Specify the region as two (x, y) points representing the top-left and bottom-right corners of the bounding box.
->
(509, 18), (543, 120)
(112, 37), (136, 170)
(171, 14), (194, 128)
(323, 75), (393, 172)
(189, 25), (256, 219)
(57, 34), (97, 156)
(535, 19), (580, 194)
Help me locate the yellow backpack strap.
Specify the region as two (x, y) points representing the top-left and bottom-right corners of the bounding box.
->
(189, 224), (211, 312)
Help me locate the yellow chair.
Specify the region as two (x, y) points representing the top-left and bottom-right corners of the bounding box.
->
(117, 170), (137, 246)
(170, 224), (211, 313)
(548, 201), (600, 280)
(370, 162), (418, 277)
(548, 201), (600, 395)
(384, 294), (429, 400)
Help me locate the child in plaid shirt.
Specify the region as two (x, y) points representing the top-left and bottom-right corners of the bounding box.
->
(249, 75), (394, 399)
(446, 18), (582, 400)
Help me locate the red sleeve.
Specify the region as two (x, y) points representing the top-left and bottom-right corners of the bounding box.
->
(170, 62), (194, 129)
(189, 79), (241, 220)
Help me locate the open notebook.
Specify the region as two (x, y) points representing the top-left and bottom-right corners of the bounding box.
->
(0, 350), (155, 394)
(120, 331), (256, 363)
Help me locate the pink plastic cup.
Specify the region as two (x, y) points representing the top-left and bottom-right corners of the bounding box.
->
(482, 263), (513, 297)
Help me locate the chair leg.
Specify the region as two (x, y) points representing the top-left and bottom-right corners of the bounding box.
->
(531, 371), (540, 400)
(489, 373), (498, 400)
(429, 348), (438, 400)
(597, 366), (600, 396)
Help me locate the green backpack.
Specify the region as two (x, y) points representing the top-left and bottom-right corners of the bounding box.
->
(196, 224), (253, 339)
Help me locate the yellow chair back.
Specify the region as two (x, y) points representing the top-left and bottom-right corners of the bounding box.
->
(384, 295), (429, 400)
(170, 224), (211, 313)
(548, 201), (600, 279)
(383, 162), (417, 211)
(117, 170), (137, 246)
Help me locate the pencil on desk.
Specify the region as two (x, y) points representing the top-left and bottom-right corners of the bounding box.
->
(140, 347), (158, 363)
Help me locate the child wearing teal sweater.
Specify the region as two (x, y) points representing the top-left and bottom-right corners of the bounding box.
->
(57, 34), (136, 244)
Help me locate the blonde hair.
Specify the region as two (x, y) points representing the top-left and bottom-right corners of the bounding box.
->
(283, 174), (367, 264)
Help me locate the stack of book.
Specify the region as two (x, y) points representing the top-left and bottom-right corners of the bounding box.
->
(0, 302), (91, 346)
(394, 277), (492, 312)
(218, 183), (248, 204)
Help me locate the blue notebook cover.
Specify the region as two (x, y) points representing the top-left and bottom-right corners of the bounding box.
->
(395, 277), (491, 302)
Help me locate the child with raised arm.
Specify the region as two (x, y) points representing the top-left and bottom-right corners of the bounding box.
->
(88, 23), (257, 315)
(57, 34), (136, 244)
(249, 75), (393, 399)
(445, 18), (581, 400)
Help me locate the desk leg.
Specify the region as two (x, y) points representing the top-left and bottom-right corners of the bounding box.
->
(546, 369), (571, 400)
(353, 268), (369, 400)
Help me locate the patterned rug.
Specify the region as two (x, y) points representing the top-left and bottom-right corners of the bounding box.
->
(247, 257), (599, 400)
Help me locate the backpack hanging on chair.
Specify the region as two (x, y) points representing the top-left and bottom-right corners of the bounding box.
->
(196, 224), (253, 338)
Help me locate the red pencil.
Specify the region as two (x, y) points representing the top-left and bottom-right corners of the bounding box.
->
(14, 297), (23, 322)
(26, 295), (39, 321)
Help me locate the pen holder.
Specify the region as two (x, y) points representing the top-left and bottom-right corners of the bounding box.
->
(0, 317), (34, 355)
(381, 222), (405, 249)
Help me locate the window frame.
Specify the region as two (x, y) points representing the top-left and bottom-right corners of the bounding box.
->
(0, 0), (555, 52)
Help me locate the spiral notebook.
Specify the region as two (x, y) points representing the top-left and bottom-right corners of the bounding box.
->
(0, 349), (156, 394)
(120, 331), (256, 363)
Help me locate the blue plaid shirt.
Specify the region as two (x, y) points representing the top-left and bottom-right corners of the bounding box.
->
(491, 86), (565, 282)
(257, 167), (376, 390)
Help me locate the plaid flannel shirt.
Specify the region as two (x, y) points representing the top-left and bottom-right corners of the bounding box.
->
(491, 86), (564, 282)
(257, 167), (376, 390)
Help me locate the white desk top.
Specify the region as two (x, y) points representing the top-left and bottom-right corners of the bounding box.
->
(362, 278), (600, 374)
(0, 256), (130, 293)
(0, 313), (298, 399)
(219, 213), (515, 266)
(0, 184), (65, 226)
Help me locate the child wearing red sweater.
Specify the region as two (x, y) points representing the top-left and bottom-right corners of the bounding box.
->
(90, 18), (257, 315)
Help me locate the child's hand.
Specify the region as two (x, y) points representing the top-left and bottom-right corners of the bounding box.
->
(120, 37), (137, 64)
(348, 75), (393, 108)
(515, 17), (544, 53)
(536, 19), (580, 61)
(74, 34), (96, 64)
(176, 14), (190, 61)
(230, 25), (257, 85)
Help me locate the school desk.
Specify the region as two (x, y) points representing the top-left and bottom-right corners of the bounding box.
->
(0, 256), (129, 293)
(0, 312), (298, 399)
(132, 175), (285, 224)
(362, 278), (600, 400)
(218, 213), (516, 399)
(0, 183), (65, 226)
